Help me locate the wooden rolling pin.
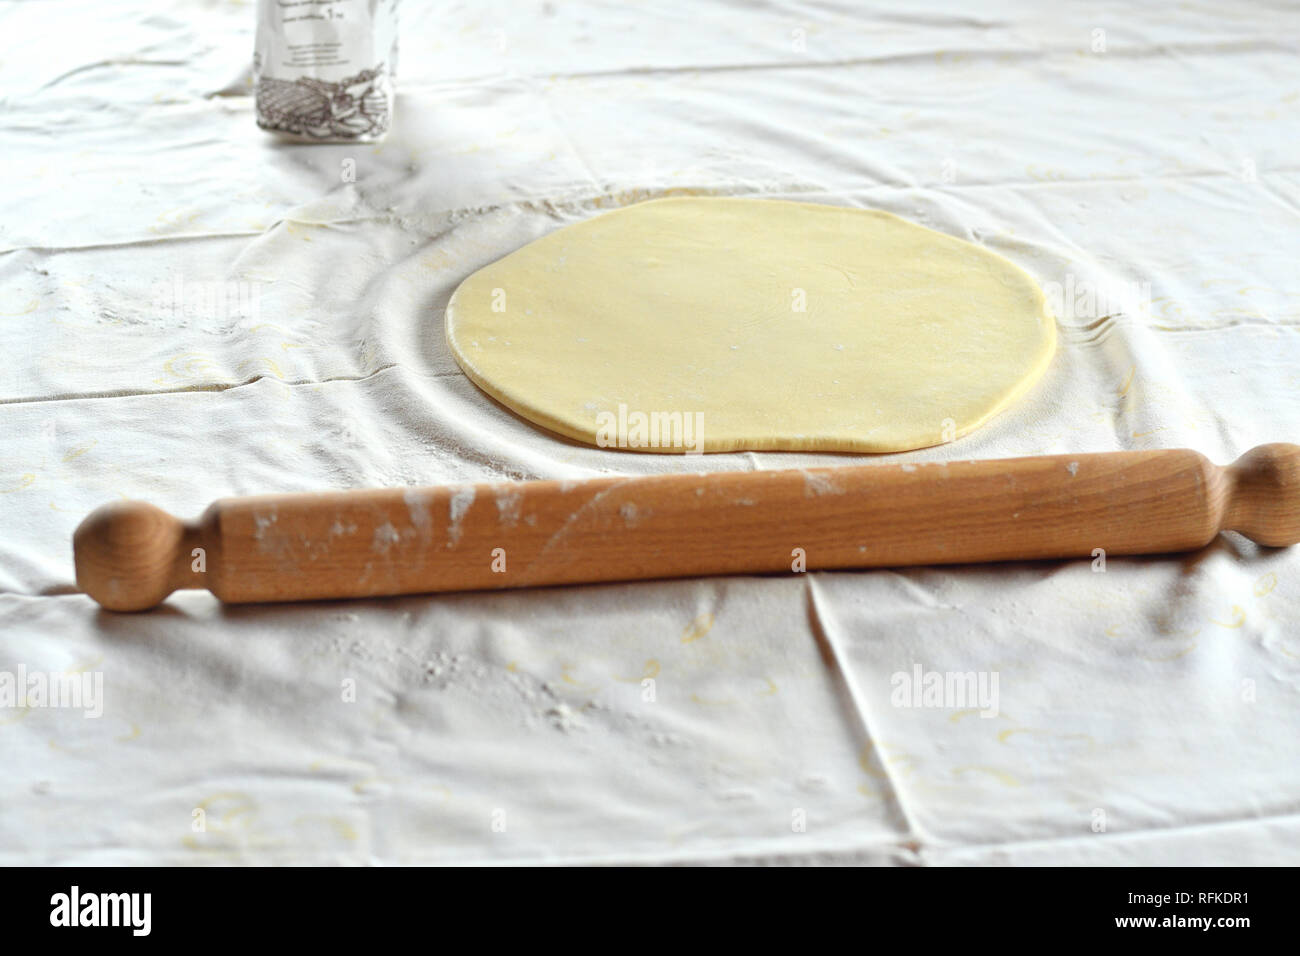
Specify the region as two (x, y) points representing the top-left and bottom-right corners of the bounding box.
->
(74, 444), (1300, 611)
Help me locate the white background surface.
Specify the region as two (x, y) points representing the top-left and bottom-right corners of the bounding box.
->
(2, 0), (1299, 864)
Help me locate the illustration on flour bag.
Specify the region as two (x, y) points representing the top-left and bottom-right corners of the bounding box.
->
(254, 0), (398, 142)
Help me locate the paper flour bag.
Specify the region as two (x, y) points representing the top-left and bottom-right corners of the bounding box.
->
(254, 0), (398, 142)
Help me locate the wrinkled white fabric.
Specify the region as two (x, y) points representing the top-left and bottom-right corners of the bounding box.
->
(1, 0), (1298, 864)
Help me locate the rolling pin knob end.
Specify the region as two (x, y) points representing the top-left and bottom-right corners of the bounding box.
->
(73, 500), (186, 611)
(1226, 443), (1300, 547)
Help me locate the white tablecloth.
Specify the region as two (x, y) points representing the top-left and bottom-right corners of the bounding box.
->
(2, 0), (1298, 864)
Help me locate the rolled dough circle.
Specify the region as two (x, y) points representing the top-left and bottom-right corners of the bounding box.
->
(446, 198), (1056, 453)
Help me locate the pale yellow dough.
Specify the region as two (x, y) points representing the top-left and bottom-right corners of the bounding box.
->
(446, 198), (1056, 453)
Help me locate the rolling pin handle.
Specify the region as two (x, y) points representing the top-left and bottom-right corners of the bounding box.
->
(1224, 443), (1300, 547)
(73, 500), (195, 612)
